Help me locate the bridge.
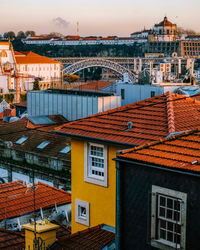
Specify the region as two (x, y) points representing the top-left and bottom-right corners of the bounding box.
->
(62, 58), (137, 83)
(54, 57), (188, 83)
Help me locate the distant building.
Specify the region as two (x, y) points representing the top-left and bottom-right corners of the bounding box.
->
(0, 41), (17, 93)
(22, 35), (137, 46)
(15, 51), (62, 90)
(115, 128), (200, 250)
(0, 41), (63, 96)
(149, 16), (177, 42)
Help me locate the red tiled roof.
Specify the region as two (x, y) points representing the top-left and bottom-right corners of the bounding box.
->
(0, 181), (71, 221)
(0, 229), (25, 249)
(118, 128), (200, 172)
(73, 81), (112, 91)
(55, 92), (200, 146)
(51, 224), (115, 250)
(0, 108), (16, 119)
(15, 51), (61, 65)
(14, 51), (25, 56)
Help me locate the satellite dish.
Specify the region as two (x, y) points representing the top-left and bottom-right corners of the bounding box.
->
(172, 52), (178, 58)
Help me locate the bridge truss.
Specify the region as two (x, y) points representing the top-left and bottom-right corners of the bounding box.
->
(63, 58), (136, 83)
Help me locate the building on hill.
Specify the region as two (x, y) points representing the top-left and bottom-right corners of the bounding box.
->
(0, 41), (17, 93)
(54, 91), (200, 234)
(14, 51), (62, 90)
(149, 16), (177, 42)
(115, 128), (200, 250)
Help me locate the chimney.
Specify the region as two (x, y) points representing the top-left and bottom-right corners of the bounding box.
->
(22, 219), (59, 250)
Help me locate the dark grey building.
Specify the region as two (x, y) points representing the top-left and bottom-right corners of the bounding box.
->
(115, 129), (200, 250)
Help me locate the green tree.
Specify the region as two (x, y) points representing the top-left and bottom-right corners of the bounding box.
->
(4, 31), (15, 40)
(33, 80), (40, 90)
(17, 31), (26, 39)
(63, 74), (79, 83)
(25, 31), (36, 37)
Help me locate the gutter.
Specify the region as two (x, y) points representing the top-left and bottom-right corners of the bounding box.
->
(116, 160), (121, 250)
(54, 130), (139, 148)
(114, 157), (200, 178)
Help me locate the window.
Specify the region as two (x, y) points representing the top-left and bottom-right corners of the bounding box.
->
(151, 91), (155, 97)
(151, 186), (187, 250)
(16, 136), (28, 145)
(59, 145), (71, 154)
(37, 141), (50, 149)
(121, 89), (125, 100)
(75, 199), (90, 226)
(84, 142), (108, 187)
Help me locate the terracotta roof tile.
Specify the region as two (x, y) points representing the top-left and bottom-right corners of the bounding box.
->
(51, 224), (115, 250)
(0, 229), (25, 249)
(118, 129), (200, 172)
(15, 51), (61, 65)
(55, 92), (200, 146)
(0, 181), (71, 221)
(73, 81), (113, 91)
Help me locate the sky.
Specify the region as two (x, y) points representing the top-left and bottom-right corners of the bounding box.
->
(0, 0), (200, 37)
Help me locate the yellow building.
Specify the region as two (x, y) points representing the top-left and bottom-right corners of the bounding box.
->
(55, 92), (200, 233)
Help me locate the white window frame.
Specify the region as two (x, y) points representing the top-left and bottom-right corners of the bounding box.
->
(84, 142), (108, 187)
(75, 199), (90, 226)
(151, 185), (187, 250)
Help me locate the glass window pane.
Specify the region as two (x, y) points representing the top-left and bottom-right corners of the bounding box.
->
(16, 136), (28, 145)
(37, 141), (50, 149)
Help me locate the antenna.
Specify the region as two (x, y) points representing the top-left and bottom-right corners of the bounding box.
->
(77, 22), (79, 36)
(32, 170), (38, 249)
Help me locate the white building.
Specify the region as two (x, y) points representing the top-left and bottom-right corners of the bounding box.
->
(149, 16), (177, 42)
(0, 41), (17, 93)
(15, 51), (62, 90)
(22, 35), (138, 46)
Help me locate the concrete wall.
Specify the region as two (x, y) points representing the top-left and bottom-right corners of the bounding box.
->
(28, 91), (121, 121)
(116, 83), (180, 106)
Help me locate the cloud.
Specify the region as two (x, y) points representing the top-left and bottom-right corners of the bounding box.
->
(53, 17), (69, 28)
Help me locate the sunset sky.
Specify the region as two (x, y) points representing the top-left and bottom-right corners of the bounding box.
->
(1, 0), (200, 36)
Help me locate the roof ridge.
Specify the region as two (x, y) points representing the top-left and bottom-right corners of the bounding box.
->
(120, 128), (200, 155)
(166, 91), (175, 134)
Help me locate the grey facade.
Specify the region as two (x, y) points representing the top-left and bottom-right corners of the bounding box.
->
(115, 160), (200, 250)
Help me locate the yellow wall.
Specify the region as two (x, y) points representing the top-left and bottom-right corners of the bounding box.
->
(71, 138), (122, 233)
(25, 229), (57, 250)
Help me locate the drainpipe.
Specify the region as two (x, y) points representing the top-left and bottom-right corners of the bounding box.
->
(116, 159), (121, 250)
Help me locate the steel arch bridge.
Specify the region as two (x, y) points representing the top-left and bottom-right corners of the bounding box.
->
(63, 58), (136, 82)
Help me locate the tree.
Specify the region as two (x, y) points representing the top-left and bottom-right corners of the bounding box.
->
(25, 30), (36, 37)
(17, 31), (26, 39)
(3, 31), (15, 40)
(49, 32), (63, 38)
(63, 74), (79, 83)
(33, 80), (40, 90)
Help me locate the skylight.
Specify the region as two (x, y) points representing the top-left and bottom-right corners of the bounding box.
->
(37, 141), (50, 149)
(16, 136), (28, 145)
(59, 145), (71, 154)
